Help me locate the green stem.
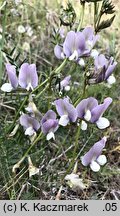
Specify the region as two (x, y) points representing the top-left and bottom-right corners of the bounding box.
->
(32, 59), (67, 96)
(94, 2), (97, 30)
(0, 1), (7, 84)
(32, 78), (49, 94)
(6, 96), (28, 134)
(13, 132), (43, 172)
(23, 131), (43, 158)
(61, 124), (81, 181)
(35, 83), (49, 99)
(52, 58), (67, 75)
(77, 2), (85, 32)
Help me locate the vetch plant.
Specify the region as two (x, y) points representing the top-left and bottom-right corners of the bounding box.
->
(1, 63), (18, 92)
(81, 137), (107, 172)
(76, 97), (112, 130)
(20, 114), (40, 136)
(41, 110), (59, 140)
(0, 0), (118, 199)
(54, 97), (77, 126)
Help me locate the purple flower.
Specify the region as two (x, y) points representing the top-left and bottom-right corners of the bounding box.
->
(1, 63), (18, 92)
(63, 31), (86, 60)
(41, 110), (59, 140)
(76, 97), (112, 130)
(82, 27), (99, 54)
(20, 114), (40, 136)
(81, 137), (107, 172)
(54, 97), (77, 126)
(54, 27), (99, 61)
(54, 45), (65, 59)
(59, 27), (66, 38)
(54, 31), (85, 61)
(94, 54), (117, 85)
(56, 75), (71, 91)
(18, 63), (38, 91)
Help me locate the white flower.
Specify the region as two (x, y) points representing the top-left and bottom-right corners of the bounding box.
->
(18, 25), (25, 34)
(14, 0), (22, 5)
(23, 42), (30, 52)
(28, 156), (39, 178)
(26, 26), (33, 37)
(65, 173), (86, 190)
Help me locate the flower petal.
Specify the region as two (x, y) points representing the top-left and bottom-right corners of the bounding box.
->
(96, 155), (107, 166)
(90, 161), (100, 172)
(1, 83), (13, 92)
(91, 97), (112, 123)
(46, 131), (55, 140)
(107, 75), (116, 85)
(20, 114), (40, 131)
(6, 63), (18, 88)
(81, 120), (87, 131)
(94, 54), (108, 70)
(84, 110), (91, 121)
(19, 63), (38, 90)
(41, 110), (57, 124)
(54, 45), (63, 59)
(25, 126), (35, 136)
(63, 31), (76, 57)
(105, 59), (117, 80)
(55, 98), (77, 122)
(96, 117), (110, 129)
(59, 115), (69, 126)
(76, 97), (98, 119)
(41, 119), (58, 134)
(81, 137), (107, 166)
(60, 75), (71, 89)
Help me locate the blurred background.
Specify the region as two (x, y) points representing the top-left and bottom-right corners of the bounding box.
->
(0, 0), (119, 200)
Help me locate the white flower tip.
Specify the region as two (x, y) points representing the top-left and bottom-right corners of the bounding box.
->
(1, 83), (13, 92)
(69, 50), (78, 61)
(18, 25), (25, 33)
(59, 115), (69, 126)
(78, 58), (85, 67)
(96, 117), (110, 129)
(25, 127), (35, 136)
(96, 155), (107, 166)
(26, 83), (33, 91)
(107, 75), (116, 85)
(81, 120), (87, 131)
(91, 49), (99, 58)
(84, 110), (91, 121)
(47, 131), (55, 141)
(90, 161), (100, 172)
(61, 52), (65, 59)
(65, 85), (70, 91)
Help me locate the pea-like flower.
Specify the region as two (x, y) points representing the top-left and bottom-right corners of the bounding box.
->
(89, 54), (117, 85)
(18, 63), (38, 91)
(1, 63), (18, 92)
(41, 110), (59, 140)
(76, 97), (112, 130)
(54, 97), (77, 126)
(82, 27), (99, 55)
(81, 137), (107, 172)
(20, 114), (40, 136)
(56, 75), (71, 91)
(54, 27), (99, 61)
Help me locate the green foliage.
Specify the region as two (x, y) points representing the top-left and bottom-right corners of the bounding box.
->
(0, 0), (119, 200)
(60, 2), (76, 28)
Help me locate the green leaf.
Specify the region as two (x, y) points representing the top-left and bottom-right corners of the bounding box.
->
(102, 0), (115, 15)
(96, 14), (115, 32)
